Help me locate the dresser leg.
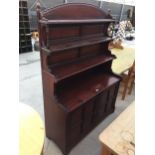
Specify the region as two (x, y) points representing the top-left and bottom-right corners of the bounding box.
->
(101, 146), (112, 155)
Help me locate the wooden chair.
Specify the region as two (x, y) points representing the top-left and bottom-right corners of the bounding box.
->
(121, 61), (135, 100)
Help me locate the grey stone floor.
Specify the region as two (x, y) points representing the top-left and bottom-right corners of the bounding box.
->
(19, 50), (135, 155)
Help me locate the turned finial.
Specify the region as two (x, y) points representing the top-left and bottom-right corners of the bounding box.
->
(108, 9), (111, 15)
(36, 2), (41, 10)
(36, 2), (41, 19)
(107, 9), (112, 18)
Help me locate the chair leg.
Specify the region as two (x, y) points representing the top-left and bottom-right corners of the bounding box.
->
(128, 80), (134, 95)
(101, 146), (112, 155)
(41, 144), (44, 155)
(122, 85), (127, 100)
(122, 78), (130, 100)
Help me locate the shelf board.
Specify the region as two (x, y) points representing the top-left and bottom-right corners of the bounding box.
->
(20, 33), (31, 36)
(51, 54), (114, 82)
(25, 33), (31, 36)
(40, 19), (116, 25)
(42, 36), (113, 53)
(57, 72), (120, 111)
(20, 40), (27, 42)
(19, 28), (30, 31)
(20, 45), (32, 48)
(20, 34), (25, 36)
(19, 0), (28, 2)
(20, 27), (30, 30)
(19, 14), (28, 16)
(19, 7), (28, 9)
(19, 20), (29, 22)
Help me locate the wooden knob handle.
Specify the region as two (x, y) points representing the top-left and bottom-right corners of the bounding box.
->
(95, 88), (99, 92)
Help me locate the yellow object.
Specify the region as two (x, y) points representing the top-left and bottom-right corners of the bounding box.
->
(111, 47), (135, 75)
(32, 32), (39, 40)
(19, 103), (45, 155)
(99, 101), (135, 155)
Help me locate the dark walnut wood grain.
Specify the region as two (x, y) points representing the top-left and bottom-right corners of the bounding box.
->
(50, 55), (115, 82)
(40, 19), (116, 24)
(37, 3), (121, 155)
(56, 72), (120, 111)
(42, 35), (113, 53)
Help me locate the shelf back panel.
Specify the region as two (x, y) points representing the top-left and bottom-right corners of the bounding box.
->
(42, 3), (111, 20)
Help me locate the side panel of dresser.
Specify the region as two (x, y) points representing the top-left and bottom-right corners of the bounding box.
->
(40, 54), (68, 154)
(43, 94), (68, 154)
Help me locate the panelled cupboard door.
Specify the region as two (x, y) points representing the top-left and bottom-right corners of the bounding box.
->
(107, 85), (118, 113)
(68, 98), (95, 146)
(91, 91), (108, 125)
(69, 107), (82, 128)
(91, 84), (119, 124)
(68, 123), (82, 148)
(67, 83), (119, 150)
(82, 98), (96, 134)
(67, 106), (83, 148)
(95, 91), (108, 119)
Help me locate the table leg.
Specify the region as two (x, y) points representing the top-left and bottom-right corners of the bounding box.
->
(41, 145), (44, 155)
(101, 146), (112, 155)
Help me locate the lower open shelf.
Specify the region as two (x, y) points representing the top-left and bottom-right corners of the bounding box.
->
(51, 54), (114, 82)
(56, 71), (120, 111)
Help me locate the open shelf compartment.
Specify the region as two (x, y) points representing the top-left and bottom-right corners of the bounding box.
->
(55, 67), (120, 111)
(42, 35), (113, 53)
(50, 54), (115, 82)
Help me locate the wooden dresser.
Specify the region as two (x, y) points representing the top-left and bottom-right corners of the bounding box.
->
(37, 3), (121, 155)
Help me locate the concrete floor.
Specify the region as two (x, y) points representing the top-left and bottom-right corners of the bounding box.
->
(19, 50), (135, 155)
